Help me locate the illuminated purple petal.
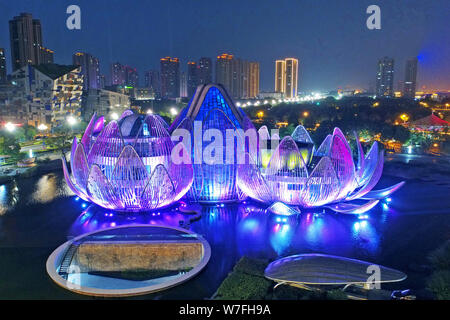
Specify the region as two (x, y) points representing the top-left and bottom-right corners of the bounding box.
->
(333, 128), (351, 148)
(237, 152), (273, 203)
(302, 157), (339, 207)
(119, 109), (134, 120)
(132, 114), (173, 167)
(237, 187), (248, 201)
(265, 136), (308, 205)
(315, 134), (332, 156)
(357, 141), (379, 187)
(267, 202), (300, 216)
(329, 132), (355, 200)
(360, 181), (405, 200)
(110, 145), (149, 209)
(69, 136), (78, 174)
(87, 120), (124, 180)
(271, 132), (280, 141)
(346, 150), (384, 201)
(258, 125), (270, 140)
(154, 114), (169, 129)
(141, 164), (176, 209)
(354, 131), (365, 180)
(167, 142), (194, 202)
(72, 143), (90, 193)
(61, 156), (89, 201)
(92, 116), (104, 134)
(87, 164), (124, 210)
(81, 112), (96, 152)
(292, 125), (313, 144)
(326, 199), (379, 214)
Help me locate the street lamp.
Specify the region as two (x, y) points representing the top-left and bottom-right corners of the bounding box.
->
(67, 116), (77, 126)
(5, 122), (16, 132)
(400, 114), (409, 123)
(146, 109), (153, 114)
(110, 112), (119, 120)
(37, 124), (48, 131)
(170, 107), (178, 116)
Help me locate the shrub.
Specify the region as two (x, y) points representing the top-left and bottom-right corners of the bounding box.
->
(233, 256), (268, 276)
(428, 240), (450, 270)
(427, 270), (450, 300)
(215, 272), (272, 300)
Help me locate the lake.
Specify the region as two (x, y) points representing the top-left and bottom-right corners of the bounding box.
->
(0, 160), (449, 299)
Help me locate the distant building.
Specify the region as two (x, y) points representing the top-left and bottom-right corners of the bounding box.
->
(0, 48), (6, 84)
(99, 74), (106, 89)
(124, 65), (139, 87)
(110, 62), (126, 86)
(40, 47), (54, 64)
(285, 58), (298, 98)
(160, 57), (180, 99)
(180, 71), (188, 98)
(187, 61), (198, 98)
(82, 89), (130, 121)
(131, 87), (155, 101)
(9, 13), (54, 71)
(197, 57), (212, 85)
(215, 53), (259, 99)
(376, 57), (394, 98)
(274, 60), (285, 94)
(8, 64), (83, 127)
(144, 70), (160, 96)
(274, 58), (298, 98)
(258, 91), (283, 99)
(216, 53), (233, 94)
(73, 52), (101, 90)
(403, 57), (418, 99)
(248, 62), (260, 98)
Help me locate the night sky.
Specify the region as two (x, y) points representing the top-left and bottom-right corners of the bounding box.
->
(0, 0), (449, 92)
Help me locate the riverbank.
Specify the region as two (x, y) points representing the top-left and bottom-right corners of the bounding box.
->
(0, 158), (63, 185)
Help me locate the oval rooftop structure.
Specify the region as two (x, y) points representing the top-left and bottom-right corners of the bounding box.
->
(265, 253), (407, 286)
(47, 225), (211, 297)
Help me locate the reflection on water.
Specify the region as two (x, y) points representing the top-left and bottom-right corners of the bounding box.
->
(32, 175), (58, 203)
(2, 171), (450, 298)
(0, 173), (73, 215)
(68, 205), (189, 238)
(69, 200), (387, 265)
(0, 183), (19, 215)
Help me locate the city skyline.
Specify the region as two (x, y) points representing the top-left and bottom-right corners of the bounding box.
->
(0, 0), (448, 92)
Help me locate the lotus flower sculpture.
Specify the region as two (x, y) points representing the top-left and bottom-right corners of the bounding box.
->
(62, 110), (193, 212)
(237, 125), (404, 214)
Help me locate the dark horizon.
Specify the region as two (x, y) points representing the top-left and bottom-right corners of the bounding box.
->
(0, 0), (449, 92)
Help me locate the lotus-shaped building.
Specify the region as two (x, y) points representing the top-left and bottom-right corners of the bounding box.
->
(237, 125), (404, 214)
(170, 84), (255, 202)
(62, 111), (193, 212)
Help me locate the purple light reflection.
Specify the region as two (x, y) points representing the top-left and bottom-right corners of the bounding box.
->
(68, 204), (188, 238)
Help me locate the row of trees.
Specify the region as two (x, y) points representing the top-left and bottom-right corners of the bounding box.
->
(246, 96), (433, 145)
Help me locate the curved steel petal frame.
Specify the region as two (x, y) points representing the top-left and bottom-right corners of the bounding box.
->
(360, 181), (405, 200)
(64, 111), (193, 212)
(325, 199), (380, 214)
